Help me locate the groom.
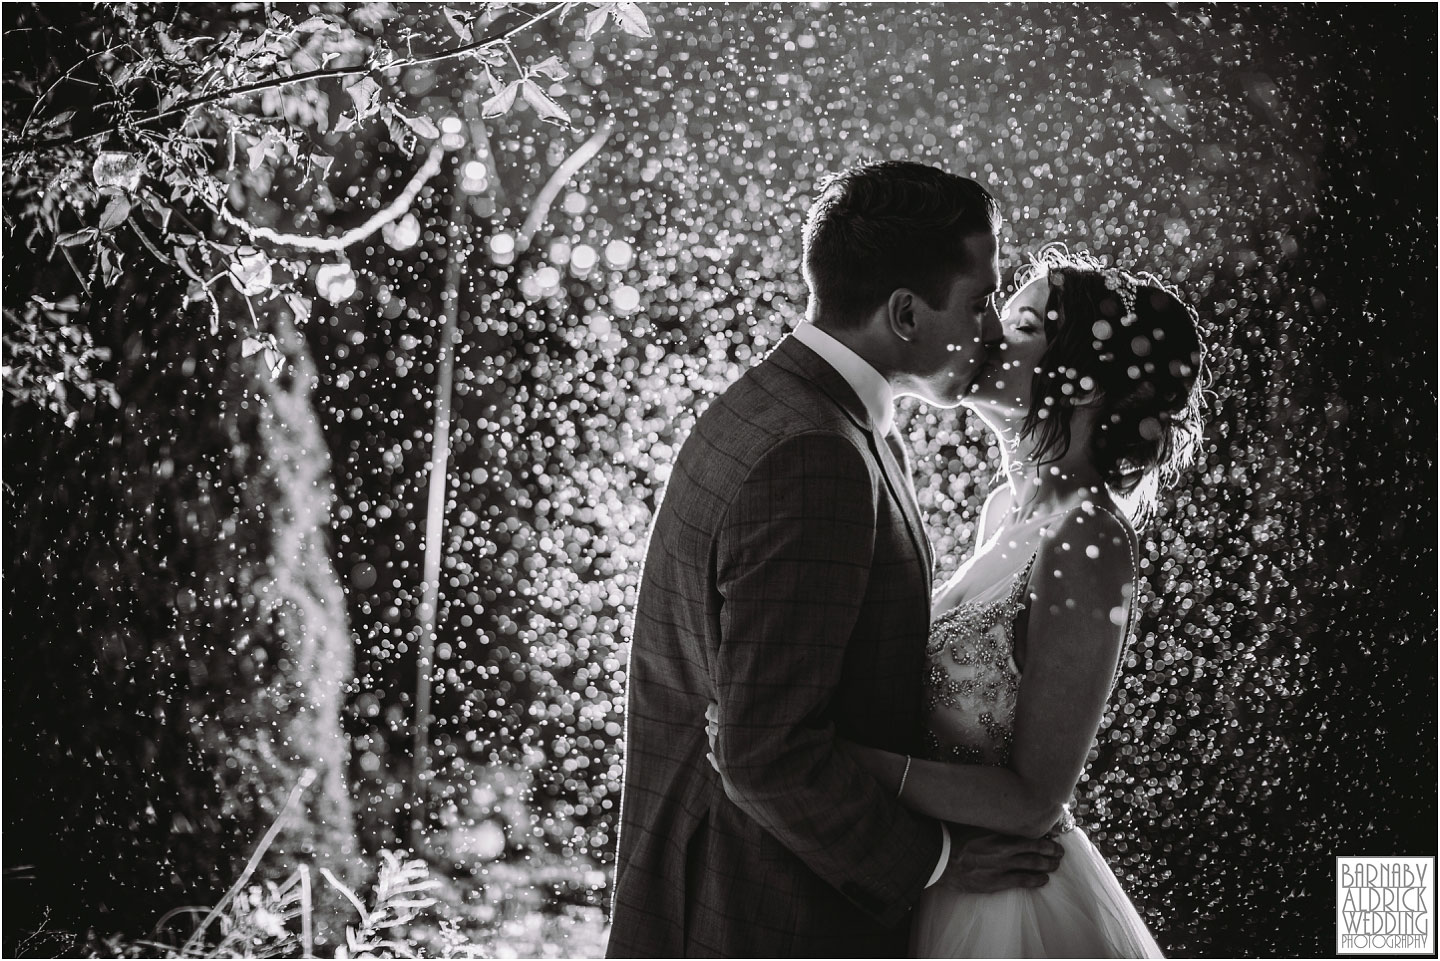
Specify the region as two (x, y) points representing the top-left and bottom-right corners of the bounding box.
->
(608, 161), (1062, 957)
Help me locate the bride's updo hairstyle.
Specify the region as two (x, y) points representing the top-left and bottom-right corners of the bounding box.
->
(1015, 245), (1208, 526)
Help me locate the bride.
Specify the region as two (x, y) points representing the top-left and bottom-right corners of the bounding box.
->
(710, 246), (1207, 957)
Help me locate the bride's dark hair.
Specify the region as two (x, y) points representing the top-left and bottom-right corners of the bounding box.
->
(1014, 245), (1209, 527)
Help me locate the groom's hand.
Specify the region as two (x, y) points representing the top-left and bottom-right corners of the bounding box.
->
(936, 824), (1064, 893)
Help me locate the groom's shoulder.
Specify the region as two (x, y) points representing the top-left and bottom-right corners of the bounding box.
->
(669, 340), (863, 486)
(699, 340), (855, 443)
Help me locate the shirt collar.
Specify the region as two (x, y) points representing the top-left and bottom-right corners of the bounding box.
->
(791, 322), (895, 435)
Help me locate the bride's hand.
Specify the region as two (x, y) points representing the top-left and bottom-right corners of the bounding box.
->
(704, 702), (720, 759)
(704, 702), (744, 803)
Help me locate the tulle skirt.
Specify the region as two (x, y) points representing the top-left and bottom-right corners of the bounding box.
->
(912, 826), (1164, 959)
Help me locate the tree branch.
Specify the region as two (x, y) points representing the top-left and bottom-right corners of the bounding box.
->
(10, 2), (571, 152)
(517, 119), (613, 251)
(215, 143), (446, 252)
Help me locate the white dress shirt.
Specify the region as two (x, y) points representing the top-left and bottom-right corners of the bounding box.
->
(791, 321), (896, 435)
(789, 321), (953, 888)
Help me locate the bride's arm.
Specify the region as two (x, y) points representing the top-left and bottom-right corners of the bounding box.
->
(835, 742), (1064, 837)
(842, 508), (1135, 838)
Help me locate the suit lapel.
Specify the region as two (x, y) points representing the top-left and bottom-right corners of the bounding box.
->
(871, 428), (933, 578)
(772, 335), (933, 575)
(769, 334), (871, 433)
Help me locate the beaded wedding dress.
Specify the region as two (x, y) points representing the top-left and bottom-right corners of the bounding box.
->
(912, 543), (1164, 959)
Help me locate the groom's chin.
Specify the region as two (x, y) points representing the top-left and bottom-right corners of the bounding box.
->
(897, 384), (958, 409)
(915, 391), (966, 411)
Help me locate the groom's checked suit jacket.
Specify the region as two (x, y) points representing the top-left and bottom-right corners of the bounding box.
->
(608, 333), (944, 957)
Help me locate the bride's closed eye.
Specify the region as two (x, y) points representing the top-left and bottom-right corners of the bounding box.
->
(1008, 306), (1043, 333)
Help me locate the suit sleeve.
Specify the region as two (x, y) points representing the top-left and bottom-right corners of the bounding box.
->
(713, 430), (942, 926)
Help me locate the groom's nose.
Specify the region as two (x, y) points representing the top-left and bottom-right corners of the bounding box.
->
(980, 304), (1003, 353)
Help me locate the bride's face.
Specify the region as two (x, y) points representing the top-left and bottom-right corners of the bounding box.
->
(966, 276), (1051, 415)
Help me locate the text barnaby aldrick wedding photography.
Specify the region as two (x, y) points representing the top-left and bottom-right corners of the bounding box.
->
(1337, 857), (1435, 956)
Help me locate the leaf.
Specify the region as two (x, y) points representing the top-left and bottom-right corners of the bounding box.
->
(334, 113), (357, 133)
(140, 190), (173, 232)
(518, 80), (570, 125)
(369, 39), (397, 69)
(344, 75), (382, 119)
(612, 2), (654, 37)
(292, 15), (331, 34)
(40, 108), (76, 131)
(443, 7), (473, 43)
(99, 197), (131, 231)
(263, 347), (285, 380)
(247, 135), (270, 172)
(241, 337), (265, 357)
(57, 228), (97, 247)
(481, 80), (521, 118)
(397, 112), (439, 140)
(229, 249), (273, 296)
(582, 4), (611, 39)
(529, 55), (569, 81)
(154, 25), (185, 59)
(381, 107), (417, 158)
(33, 294), (78, 314)
(99, 246), (123, 287)
(285, 292), (312, 325)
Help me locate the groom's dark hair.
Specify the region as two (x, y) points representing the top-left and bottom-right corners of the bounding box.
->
(802, 161), (1001, 329)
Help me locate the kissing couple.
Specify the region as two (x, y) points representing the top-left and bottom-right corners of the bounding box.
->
(607, 161), (1207, 958)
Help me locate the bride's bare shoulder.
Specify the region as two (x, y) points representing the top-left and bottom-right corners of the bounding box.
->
(1071, 496), (1138, 559)
(1035, 496), (1138, 587)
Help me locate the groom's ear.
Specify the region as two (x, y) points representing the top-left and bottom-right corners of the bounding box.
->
(884, 288), (920, 342)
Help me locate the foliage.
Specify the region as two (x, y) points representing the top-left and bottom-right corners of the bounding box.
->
(15, 851), (606, 958)
(2, 265), (363, 939)
(2, 0), (658, 946)
(321, 851), (441, 958)
(1, 1), (653, 416)
(20, 854), (448, 959)
(1, 292), (118, 425)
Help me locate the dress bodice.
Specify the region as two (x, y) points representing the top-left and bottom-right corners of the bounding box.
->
(922, 552), (1036, 768)
(923, 501), (1138, 770)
